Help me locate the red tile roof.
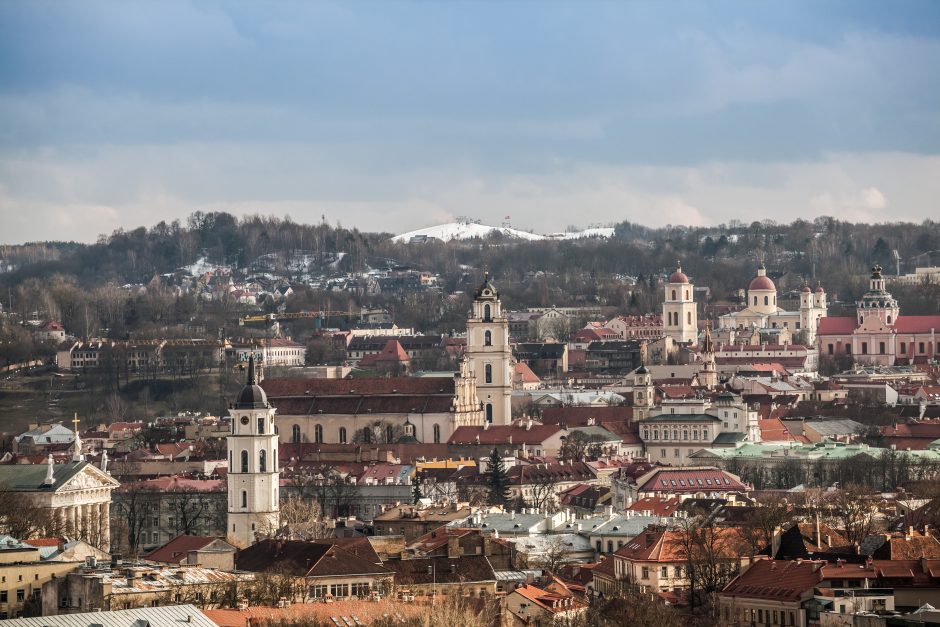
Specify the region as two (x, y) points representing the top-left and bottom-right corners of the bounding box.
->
(514, 361), (541, 383)
(449, 424), (561, 445)
(817, 317), (858, 335)
(146, 535), (221, 564)
(262, 377), (455, 397)
(722, 559), (823, 602)
(540, 406), (633, 426)
(636, 468), (748, 494)
(895, 316), (940, 333)
(627, 496), (681, 517)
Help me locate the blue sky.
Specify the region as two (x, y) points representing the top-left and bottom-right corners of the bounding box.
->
(1, 0), (939, 243)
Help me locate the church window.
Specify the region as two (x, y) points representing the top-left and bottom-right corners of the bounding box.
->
(314, 424), (323, 443)
(240, 450), (248, 473)
(796, 322), (801, 329)
(433, 424), (441, 443)
(229, 451), (232, 467)
(485, 364), (493, 384)
(257, 417), (265, 434)
(901, 342), (907, 354)
(292, 424), (301, 444)
(685, 290), (689, 300)
(671, 290), (677, 300)
(861, 342), (868, 355)
(484, 330), (492, 346)
(363, 427), (371, 443)
(687, 312), (692, 325)
(753, 296), (758, 306)
(386, 425), (394, 443)
(828, 344), (834, 355)
(764, 296), (769, 306)
(919, 342), (925, 354)
(241, 491), (247, 508)
(846, 345), (852, 354)
(339, 427), (347, 444)
(483, 304), (491, 322)
(273, 449), (277, 471)
(485, 404), (493, 423)
(879, 342), (886, 354)
(887, 315), (892, 324)
(259, 449), (266, 472)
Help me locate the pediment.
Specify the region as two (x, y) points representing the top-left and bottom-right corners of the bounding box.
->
(57, 464), (121, 492)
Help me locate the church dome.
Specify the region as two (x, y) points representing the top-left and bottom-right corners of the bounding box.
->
(815, 285), (825, 293)
(668, 262), (689, 284)
(234, 356), (269, 410)
(748, 276), (775, 291)
(801, 286), (812, 293)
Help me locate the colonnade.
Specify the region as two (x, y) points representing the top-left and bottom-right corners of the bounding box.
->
(55, 501), (111, 552)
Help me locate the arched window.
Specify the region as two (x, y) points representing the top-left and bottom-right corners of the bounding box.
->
(314, 424), (323, 443)
(240, 450), (248, 473)
(887, 315), (892, 324)
(764, 296), (769, 306)
(687, 312), (691, 324)
(272, 449), (277, 471)
(485, 404), (493, 423)
(753, 296), (758, 306)
(339, 427), (347, 444)
(386, 425), (394, 443)
(259, 449), (266, 472)
(485, 363), (493, 384)
(257, 417), (265, 434)
(671, 290), (677, 300)
(433, 424), (441, 443)
(292, 424), (301, 444)
(685, 290), (689, 300)
(484, 330), (492, 346)
(483, 304), (491, 321)
(241, 491), (247, 508)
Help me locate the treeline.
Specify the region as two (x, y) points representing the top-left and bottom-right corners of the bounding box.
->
(2, 213), (940, 333)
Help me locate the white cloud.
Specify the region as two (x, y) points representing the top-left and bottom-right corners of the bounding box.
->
(1, 144), (938, 243)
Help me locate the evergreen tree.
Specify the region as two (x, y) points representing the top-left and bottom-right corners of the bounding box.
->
(412, 475), (423, 504)
(486, 448), (511, 507)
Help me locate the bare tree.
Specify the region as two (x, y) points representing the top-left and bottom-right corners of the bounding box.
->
(739, 494), (795, 557)
(830, 484), (878, 545)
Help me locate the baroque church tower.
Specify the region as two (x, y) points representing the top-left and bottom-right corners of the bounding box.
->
(466, 273), (512, 425)
(662, 262), (698, 345)
(227, 356), (279, 546)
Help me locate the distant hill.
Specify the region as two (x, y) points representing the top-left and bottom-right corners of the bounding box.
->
(392, 221), (615, 243)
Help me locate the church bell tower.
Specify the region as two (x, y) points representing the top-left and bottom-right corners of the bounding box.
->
(466, 273), (512, 425)
(227, 356), (279, 546)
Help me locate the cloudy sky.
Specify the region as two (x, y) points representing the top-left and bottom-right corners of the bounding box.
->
(1, 1), (939, 243)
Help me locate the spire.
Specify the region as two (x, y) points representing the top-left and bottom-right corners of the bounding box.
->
(43, 454), (55, 486)
(246, 354), (256, 385)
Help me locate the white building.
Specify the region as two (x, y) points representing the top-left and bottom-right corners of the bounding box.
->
(662, 262), (698, 345)
(466, 274), (513, 425)
(226, 357), (280, 546)
(719, 264), (827, 344)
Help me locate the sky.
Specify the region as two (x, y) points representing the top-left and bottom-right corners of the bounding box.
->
(1, 0), (939, 244)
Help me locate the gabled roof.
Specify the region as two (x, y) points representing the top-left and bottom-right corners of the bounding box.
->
(721, 559), (823, 602)
(0, 460), (118, 493)
(635, 467), (748, 493)
(146, 535), (232, 564)
(449, 424), (562, 445)
(383, 554), (496, 585)
(236, 538), (388, 577)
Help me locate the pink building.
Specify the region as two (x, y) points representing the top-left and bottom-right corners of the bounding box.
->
(817, 264), (940, 365)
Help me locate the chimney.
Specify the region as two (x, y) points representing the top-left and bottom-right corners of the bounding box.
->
(814, 512), (821, 547)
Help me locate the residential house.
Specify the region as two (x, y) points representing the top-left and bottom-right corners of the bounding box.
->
(236, 538), (393, 601)
(145, 536), (237, 571)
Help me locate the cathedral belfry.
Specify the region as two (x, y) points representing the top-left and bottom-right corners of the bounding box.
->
(465, 273), (513, 425)
(227, 356), (280, 546)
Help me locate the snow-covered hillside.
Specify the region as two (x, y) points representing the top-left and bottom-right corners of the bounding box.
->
(392, 222), (545, 243)
(393, 222), (615, 243)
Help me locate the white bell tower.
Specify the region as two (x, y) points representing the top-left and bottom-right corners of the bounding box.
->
(662, 262), (698, 345)
(466, 273), (512, 425)
(227, 356), (279, 546)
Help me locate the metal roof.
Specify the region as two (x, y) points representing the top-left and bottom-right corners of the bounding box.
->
(0, 604), (219, 626)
